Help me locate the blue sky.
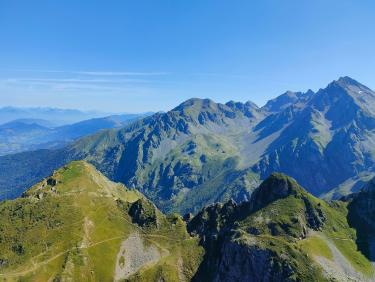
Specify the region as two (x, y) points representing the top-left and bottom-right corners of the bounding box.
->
(0, 0), (374, 113)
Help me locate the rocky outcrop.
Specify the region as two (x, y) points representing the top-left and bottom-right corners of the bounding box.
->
(248, 173), (302, 212)
(213, 240), (295, 282)
(303, 196), (325, 230)
(348, 177), (375, 232)
(188, 199), (237, 238)
(128, 198), (160, 228)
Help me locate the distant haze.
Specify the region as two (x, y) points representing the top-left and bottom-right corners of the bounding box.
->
(0, 106), (117, 126)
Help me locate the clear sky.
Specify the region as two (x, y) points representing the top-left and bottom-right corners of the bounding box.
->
(0, 0), (374, 113)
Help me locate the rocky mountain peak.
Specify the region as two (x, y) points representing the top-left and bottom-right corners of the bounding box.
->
(170, 97), (262, 124)
(174, 98), (217, 112)
(263, 90), (313, 113)
(305, 89), (315, 96)
(249, 173), (303, 211)
(336, 76), (363, 87)
(312, 76), (375, 117)
(225, 100), (258, 109)
(325, 76), (371, 94)
(225, 100), (260, 118)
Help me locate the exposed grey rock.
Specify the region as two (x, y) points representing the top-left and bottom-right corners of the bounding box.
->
(213, 240), (296, 282)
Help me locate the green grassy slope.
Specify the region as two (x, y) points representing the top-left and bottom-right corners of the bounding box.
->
(0, 161), (203, 282)
(132, 133), (260, 215)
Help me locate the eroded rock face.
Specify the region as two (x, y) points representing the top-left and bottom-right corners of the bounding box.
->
(213, 240), (295, 282)
(128, 198), (159, 228)
(348, 177), (375, 232)
(187, 200), (237, 237)
(191, 227), (307, 282)
(303, 196), (326, 230)
(46, 177), (57, 186)
(249, 173), (302, 212)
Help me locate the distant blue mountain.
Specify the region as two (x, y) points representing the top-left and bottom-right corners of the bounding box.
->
(0, 106), (121, 126)
(0, 113), (151, 155)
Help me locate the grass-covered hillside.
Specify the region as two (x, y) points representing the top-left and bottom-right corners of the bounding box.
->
(0, 161), (203, 281)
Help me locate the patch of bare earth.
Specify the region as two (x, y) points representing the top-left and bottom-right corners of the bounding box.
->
(114, 233), (161, 281)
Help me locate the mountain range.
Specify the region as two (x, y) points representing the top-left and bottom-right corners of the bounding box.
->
(1, 161), (374, 281)
(0, 113), (151, 156)
(1, 76), (375, 215)
(0, 106), (117, 126)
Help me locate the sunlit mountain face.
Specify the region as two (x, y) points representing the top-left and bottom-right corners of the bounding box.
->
(1, 77), (375, 216)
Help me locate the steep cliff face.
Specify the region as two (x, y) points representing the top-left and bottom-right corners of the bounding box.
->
(348, 177), (375, 232)
(213, 239), (297, 282)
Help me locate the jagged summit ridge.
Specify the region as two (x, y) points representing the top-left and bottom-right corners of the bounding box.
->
(263, 89), (314, 112)
(334, 76), (370, 89)
(172, 97), (261, 121)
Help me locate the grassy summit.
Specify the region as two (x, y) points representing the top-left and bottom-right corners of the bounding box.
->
(0, 161), (203, 281)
